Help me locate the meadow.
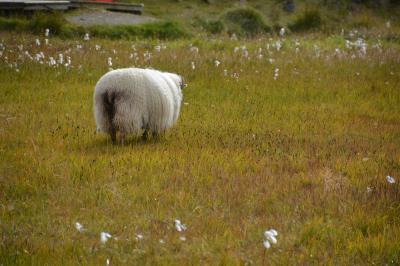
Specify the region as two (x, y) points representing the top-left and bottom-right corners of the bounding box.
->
(0, 29), (400, 265)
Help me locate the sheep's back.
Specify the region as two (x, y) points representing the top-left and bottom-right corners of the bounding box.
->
(94, 68), (176, 134)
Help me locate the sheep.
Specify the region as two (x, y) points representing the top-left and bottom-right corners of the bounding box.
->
(93, 68), (185, 144)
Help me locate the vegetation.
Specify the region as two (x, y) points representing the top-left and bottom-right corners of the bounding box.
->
(0, 30), (399, 264)
(0, 13), (188, 40)
(221, 7), (271, 37)
(288, 10), (322, 32)
(1, 0), (400, 39)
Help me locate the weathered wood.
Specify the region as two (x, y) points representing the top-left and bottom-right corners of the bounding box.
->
(0, 0), (144, 14)
(70, 1), (144, 14)
(0, 1), (70, 11)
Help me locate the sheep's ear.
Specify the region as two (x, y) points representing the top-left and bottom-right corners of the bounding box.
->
(179, 75), (187, 90)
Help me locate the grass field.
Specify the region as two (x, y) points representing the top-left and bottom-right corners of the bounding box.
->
(0, 30), (400, 265)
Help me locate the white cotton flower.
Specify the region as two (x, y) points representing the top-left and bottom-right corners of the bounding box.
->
(95, 44), (101, 50)
(263, 239), (271, 249)
(233, 46), (239, 53)
(263, 229), (278, 249)
(106, 258), (110, 265)
(273, 68), (279, 80)
(190, 46), (199, 53)
(135, 234), (144, 240)
(214, 60), (220, 67)
(159, 239), (165, 244)
(107, 57), (112, 67)
(143, 51), (152, 61)
(268, 229), (278, 236)
(49, 57), (56, 66)
(45, 28), (49, 37)
(191, 61), (195, 70)
(232, 72), (239, 80)
(84, 33), (90, 41)
(154, 45), (161, 52)
(386, 175), (395, 184)
(75, 222), (85, 232)
(174, 219), (187, 232)
(279, 27), (285, 37)
(66, 56), (71, 66)
(366, 186), (372, 193)
(58, 54), (64, 64)
(35, 39), (40, 46)
(100, 232), (112, 244)
(275, 40), (281, 51)
(345, 40), (352, 49)
(264, 231), (277, 244)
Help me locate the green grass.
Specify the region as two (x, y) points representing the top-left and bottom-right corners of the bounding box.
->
(1, 0), (400, 39)
(0, 32), (400, 264)
(221, 7), (271, 37)
(0, 13), (189, 40)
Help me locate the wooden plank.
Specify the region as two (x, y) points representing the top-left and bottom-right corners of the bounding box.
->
(0, 0), (144, 14)
(0, 1), (70, 11)
(69, 1), (144, 14)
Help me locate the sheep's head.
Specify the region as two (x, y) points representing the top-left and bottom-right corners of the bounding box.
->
(165, 72), (186, 91)
(179, 75), (187, 90)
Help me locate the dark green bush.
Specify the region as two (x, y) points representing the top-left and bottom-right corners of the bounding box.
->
(222, 7), (271, 37)
(288, 10), (322, 32)
(0, 14), (187, 40)
(88, 21), (188, 40)
(203, 19), (224, 34)
(27, 12), (67, 34)
(0, 17), (25, 31)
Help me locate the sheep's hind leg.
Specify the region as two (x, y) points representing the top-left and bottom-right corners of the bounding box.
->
(120, 131), (126, 145)
(110, 128), (117, 145)
(142, 129), (149, 141)
(152, 131), (159, 140)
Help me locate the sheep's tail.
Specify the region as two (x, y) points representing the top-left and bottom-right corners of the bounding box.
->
(101, 91), (117, 143)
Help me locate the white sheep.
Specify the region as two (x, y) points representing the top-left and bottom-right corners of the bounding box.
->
(93, 68), (185, 144)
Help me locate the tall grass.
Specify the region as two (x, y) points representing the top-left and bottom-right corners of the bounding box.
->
(0, 13), (188, 40)
(288, 10), (323, 32)
(0, 32), (399, 264)
(222, 7), (271, 37)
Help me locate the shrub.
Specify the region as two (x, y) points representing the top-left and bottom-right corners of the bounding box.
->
(27, 12), (67, 34)
(288, 10), (322, 32)
(88, 21), (188, 40)
(201, 19), (224, 34)
(222, 7), (271, 37)
(0, 17), (24, 31)
(0, 15), (188, 40)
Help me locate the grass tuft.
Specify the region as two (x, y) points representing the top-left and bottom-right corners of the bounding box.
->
(221, 7), (271, 37)
(0, 14), (188, 40)
(288, 10), (323, 32)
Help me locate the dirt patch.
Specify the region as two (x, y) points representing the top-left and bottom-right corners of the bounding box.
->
(66, 9), (158, 26)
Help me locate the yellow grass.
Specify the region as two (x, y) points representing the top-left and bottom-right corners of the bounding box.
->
(0, 32), (399, 265)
